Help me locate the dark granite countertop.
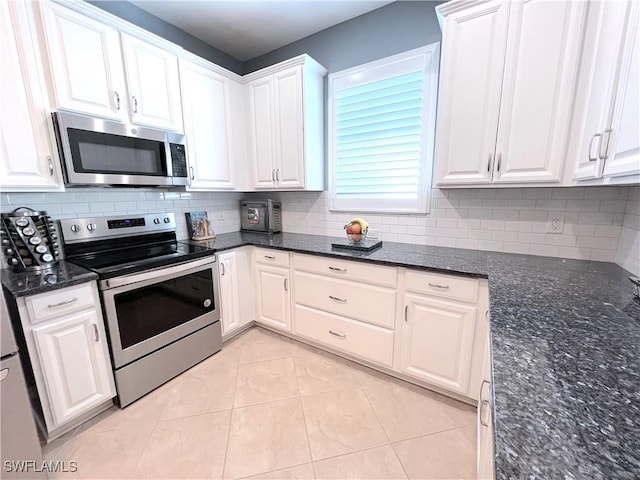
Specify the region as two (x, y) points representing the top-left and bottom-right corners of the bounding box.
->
(1, 260), (98, 298)
(185, 231), (640, 480)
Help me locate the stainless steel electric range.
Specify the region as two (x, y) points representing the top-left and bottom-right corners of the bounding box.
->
(59, 213), (221, 407)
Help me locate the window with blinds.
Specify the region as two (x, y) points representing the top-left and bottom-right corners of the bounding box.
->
(328, 45), (440, 213)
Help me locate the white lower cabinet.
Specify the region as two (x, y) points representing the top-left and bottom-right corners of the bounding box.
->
(400, 293), (476, 395)
(255, 264), (291, 332)
(477, 335), (495, 479)
(15, 281), (115, 437)
(32, 309), (114, 426)
(218, 247), (254, 336)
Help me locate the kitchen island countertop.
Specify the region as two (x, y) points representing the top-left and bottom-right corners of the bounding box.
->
(186, 231), (640, 480)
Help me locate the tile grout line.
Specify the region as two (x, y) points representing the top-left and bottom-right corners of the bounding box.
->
(292, 354), (316, 477)
(220, 349), (242, 479)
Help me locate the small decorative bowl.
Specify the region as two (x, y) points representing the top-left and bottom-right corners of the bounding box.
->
(346, 230), (367, 244)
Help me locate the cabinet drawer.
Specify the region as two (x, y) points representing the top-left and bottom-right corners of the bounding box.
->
(405, 270), (478, 303)
(293, 253), (396, 287)
(294, 271), (396, 329)
(26, 283), (96, 324)
(294, 304), (394, 367)
(255, 248), (290, 268)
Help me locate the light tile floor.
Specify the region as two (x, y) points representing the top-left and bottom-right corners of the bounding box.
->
(44, 326), (477, 479)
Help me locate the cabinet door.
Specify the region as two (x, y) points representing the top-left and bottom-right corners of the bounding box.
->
(180, 59), (234, 190)
(32, 310), (115, 427)
(255, 264), (290, 332)
(40, 2), (126, 120)
(434, 1), (509, 186)
(273, 66), (305, 189)
(401, 294), (476, 395)
(248, 77), (277, 189)
(602, 3), (640, 178)
(218, 251), (241, 335)
(1, 1), (62, 191)
(477, 335), (495, 479)
(121, 33), (183, 132)
(493, 0), (586, 184)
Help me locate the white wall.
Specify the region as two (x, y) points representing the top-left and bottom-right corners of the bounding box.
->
(0, 189), (243, 241)
(617, 186), (640, 276)
(2, 185), (638, 276)
(249, 186), (639, 272)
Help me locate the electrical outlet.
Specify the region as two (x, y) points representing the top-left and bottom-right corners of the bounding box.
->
(547, 215), (564, 234)
(216, 211), (224, 221)
(368, 229), (379, 239)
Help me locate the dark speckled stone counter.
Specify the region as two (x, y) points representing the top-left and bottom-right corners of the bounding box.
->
(185, 232), (640, 480)
(2, 260), (98, 298)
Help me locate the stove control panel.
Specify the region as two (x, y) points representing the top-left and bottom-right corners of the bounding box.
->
(60, 213), (177, 244)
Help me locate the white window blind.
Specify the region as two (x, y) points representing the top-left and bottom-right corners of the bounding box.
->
(329, 45), (440, 213)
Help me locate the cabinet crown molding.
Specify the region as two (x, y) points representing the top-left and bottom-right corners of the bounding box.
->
(242, 54), (327, 83)
(436, 0), (494, 28)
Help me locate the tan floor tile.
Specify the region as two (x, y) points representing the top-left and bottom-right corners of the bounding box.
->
(393, 426), (476, 480)
(224, 398), (311, 479)
(235, 357), (299, 407)
(439, 396), (477, 428)
(302, 387), (388, 460)
(239, 329), (298, 364)
(242, 463), (316, 479)
(313, 445), (407, 479)
(363, 380), (462, 442)
(294, 353), (359, 396)
(135, 410), (231, 479)
(159, 367), (238, 421)
(189, 343), (243, 373)
(58, 423), (153, 479)
(349, 361), (399, 387)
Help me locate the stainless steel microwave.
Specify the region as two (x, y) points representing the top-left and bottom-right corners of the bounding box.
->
(51, 111), (189, 187)
(241, 200), (282, 233)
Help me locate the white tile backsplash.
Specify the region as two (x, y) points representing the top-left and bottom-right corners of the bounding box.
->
(2, 185), (638, 275)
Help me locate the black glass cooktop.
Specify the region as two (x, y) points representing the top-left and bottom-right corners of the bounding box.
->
(68, 241), (213, 279)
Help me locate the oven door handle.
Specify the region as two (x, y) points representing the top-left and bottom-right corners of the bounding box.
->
(101, 256), (216, 290)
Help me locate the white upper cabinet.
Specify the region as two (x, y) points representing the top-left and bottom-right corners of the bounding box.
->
(39, 1), (126, 121)
(246, 55), (326, 191)
(121, 33), (183, 131)
(1, 0), (63, 191)
(39, 1), (183, 131)
(569, 1), (639, 182)
(435, 0), (587, 187)
(434, 1), (509, 185)
(180, 56), (242, 190)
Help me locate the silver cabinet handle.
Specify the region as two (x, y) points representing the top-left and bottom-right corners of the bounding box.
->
(131, 95), (139, 113)
(47, 156), (54, 176)
(480, 379), (491, 426)
(113, 91), (121, 110)
(47, 297), (78, 308)
(264, 255), (276, 260)
(485, 310), (490, 322)
(328, 295), (346, 303)
(284, 278), (288, 291)
(328, 330), (346, 338)
(93, 324), (99, 342)
(220, 263), (225, 276)
(588, 133), (602, 162)
(271, 169), (276, 182)
(428, 283), (449, 290)
(599, 128), (613, 161)
(404, 304), (408, 322)
(328, 266), (346, 272)
(190, 166), (195, 180)
(0, 369), (8, 382)
(487, 153), (492, 172)
(496, 153), (502, 172)
(275, 169), (280, 182)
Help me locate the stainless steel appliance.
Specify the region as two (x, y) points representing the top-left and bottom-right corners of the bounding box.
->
(1, 292), (46, 479)
(1, 207), (61, 271)
(241, 199), (282, 233)
(51, 111), (189, 187)
(60, 213), (221, 407)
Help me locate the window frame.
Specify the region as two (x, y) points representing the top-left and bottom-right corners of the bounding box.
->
(328, 43), (441, 214)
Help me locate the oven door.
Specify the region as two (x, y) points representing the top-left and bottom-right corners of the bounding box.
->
(100, 257), (220, 368)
